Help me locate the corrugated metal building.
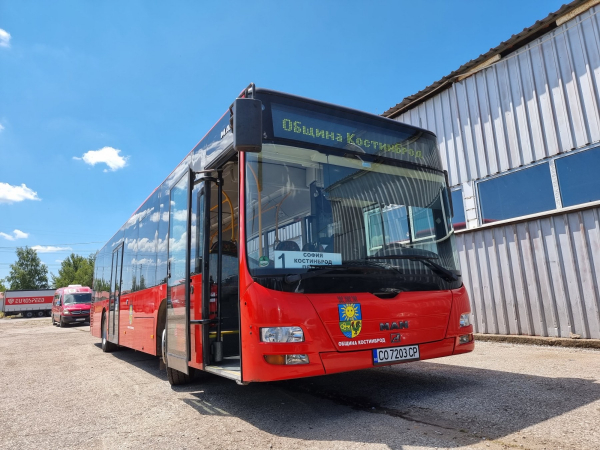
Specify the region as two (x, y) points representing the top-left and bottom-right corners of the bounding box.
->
(384, 0), (600, 339)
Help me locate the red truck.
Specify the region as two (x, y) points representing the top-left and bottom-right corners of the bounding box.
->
(1, 289), (56, 318)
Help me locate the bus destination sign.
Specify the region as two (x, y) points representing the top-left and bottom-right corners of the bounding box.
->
(271, 103), (439, 166)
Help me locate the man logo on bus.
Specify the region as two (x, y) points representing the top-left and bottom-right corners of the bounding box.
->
(338, 303), (362, 338)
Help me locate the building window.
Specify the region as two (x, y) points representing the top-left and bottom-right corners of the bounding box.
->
(478, 163), (555, 223)
(451, 189), (466, 230)
(555, 147), (600, 208)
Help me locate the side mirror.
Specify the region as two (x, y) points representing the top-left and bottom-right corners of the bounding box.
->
(57, 301), (61, 306)
(232, 98), (262, 153)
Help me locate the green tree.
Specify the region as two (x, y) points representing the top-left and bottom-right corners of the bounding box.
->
(51, 253), (95, 288)
(0, 278), (7, 292)
(6, 247), (49, 290)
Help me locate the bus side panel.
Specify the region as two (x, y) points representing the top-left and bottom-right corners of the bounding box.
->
(120, 292), (135, 349)
(91, 296), (109, 338)
(131, 285), (164, 355)
(113, 285), (165, 355)
(131, 317), (156, 353)
(240, 282), (332, 382)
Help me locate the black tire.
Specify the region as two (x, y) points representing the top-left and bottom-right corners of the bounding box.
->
(51, 314), (55, 326)
(25, 311), (34, 319)
(59, 317), (66, 327)
(167, 366), (192, 386)
(162, 327), (193, 386)
(36, 311), (45, 318)
(101, 313), (116, 353)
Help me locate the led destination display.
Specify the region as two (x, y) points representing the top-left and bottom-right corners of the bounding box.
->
(270, 103), (441, 167)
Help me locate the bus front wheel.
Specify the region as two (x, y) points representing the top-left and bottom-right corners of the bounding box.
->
(162, 329), (192, 386)
(101, 313), (116, 353)
(166, 366), (191, 386)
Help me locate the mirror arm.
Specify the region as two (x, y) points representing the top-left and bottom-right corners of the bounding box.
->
(444, 170), (454, 218)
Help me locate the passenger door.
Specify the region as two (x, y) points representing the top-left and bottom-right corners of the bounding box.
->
(108, 244), (124, 344)
(52, 294), (59, 321)
(165, 171), (191, 375)
(190, 181), (206, 368)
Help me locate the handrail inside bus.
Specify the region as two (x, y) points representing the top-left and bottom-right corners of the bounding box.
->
(274, 191), (292, 244)
(210, 191), (235, 241)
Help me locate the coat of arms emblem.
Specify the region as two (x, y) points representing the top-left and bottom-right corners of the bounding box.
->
(338, 303), (362, 338)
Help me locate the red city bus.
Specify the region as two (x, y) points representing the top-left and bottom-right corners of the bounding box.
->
(91, 85), (474, 385)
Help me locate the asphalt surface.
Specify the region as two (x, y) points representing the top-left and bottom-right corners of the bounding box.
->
(0, 317), (599, 450)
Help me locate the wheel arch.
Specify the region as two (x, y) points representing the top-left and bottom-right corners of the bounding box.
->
(156, 298), (167, 356)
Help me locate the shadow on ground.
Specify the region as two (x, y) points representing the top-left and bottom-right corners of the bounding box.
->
(100, 345), (600, 448)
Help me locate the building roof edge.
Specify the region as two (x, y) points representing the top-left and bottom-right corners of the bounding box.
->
(383, 0), (598, 118)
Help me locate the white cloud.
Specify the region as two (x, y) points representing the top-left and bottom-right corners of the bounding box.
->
(31, 245), (72, 253)
(1, 229), (29, 240)
(74, 146), (128, 172)
(0, 124), (4, 133)
(0, 29), (10, 48)
(124, 205), (155, 229)
(55, 259), (63, 263)
(173, 210), (187, 222)
(0, 182), (40, 204)
(132, 257), (154, 266)
(13, 229), (28, 239)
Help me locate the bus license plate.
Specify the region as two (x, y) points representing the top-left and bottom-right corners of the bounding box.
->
(373, 345), (420, 365)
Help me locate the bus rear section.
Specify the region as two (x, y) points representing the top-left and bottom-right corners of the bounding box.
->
(90, 86), (473, 385)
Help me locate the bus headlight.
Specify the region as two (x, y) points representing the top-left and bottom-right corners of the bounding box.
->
(459, 314), (470, 327)
(260, 327), (304, 343)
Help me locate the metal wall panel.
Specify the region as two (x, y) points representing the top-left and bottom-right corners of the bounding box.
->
(397, 5), (600, 187)
(394, 6), (600, 338)
(455, 206), (600, 338)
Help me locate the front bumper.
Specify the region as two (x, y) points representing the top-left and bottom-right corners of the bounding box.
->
(62, 314), (90, 323)
(320, 337), (463, 374)
(247, 336), (474, 382)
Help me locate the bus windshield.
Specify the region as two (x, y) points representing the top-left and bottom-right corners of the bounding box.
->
(64, 293), (92, 304)
(245, 144), (461, 293)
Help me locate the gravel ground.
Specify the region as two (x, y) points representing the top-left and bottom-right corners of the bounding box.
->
(0, 317), (599, 450)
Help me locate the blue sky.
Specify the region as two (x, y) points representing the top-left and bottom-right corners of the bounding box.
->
(0, 0), (566, 282)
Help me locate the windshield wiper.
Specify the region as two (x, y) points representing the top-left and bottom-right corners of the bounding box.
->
(284, 261), (399, 284)
(366, 255), (459, 282)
